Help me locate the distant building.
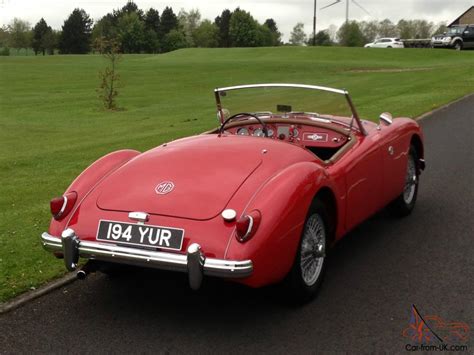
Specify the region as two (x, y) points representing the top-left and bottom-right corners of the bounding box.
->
(448, 6), (474, 27)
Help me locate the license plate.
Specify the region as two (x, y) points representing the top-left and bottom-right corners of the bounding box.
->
(96, 220), (184, 251)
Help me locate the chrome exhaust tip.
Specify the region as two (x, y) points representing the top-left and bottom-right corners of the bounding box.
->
(76, 270), (87, 280)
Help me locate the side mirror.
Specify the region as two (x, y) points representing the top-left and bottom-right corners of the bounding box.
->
(379, 112), (393, 126)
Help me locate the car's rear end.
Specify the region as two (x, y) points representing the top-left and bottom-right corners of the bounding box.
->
(391, 39), (404, 48)
(41, 134), (323, 289)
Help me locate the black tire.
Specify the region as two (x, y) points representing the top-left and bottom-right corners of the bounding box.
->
(387, 46), (392, 48)
(454, 41), (463, 51)
(284, 199), (329, 303)
(389, 145), (419, 217)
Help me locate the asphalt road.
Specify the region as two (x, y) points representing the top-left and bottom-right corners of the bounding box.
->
(1, 96), (473, 354)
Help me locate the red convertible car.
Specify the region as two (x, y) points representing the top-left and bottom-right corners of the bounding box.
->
(41, 84), (425, 301)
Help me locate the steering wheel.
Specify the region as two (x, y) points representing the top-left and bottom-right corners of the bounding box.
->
(219, 113), (268, 137)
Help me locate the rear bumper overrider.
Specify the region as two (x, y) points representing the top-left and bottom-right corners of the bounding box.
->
(41, 229), (253, 290)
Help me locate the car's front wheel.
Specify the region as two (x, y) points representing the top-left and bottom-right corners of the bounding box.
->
(285, 199), (328, 303)
(454, 41), (463, 50)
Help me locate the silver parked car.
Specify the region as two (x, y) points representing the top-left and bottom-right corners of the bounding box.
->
(364, 38), (404, 48)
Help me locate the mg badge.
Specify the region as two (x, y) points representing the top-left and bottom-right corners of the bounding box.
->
(155, 181), (175, 195)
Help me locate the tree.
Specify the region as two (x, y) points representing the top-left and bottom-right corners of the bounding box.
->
(337, 21), (365, 47)
(359, 20), (379, 43)
(144, 8), (160, 33)
(397, 19), (434, 39)
(59, 9), (93, 54)
(397, 20), (415, 39)
(92, 14), (117, 45)
(194, 20), (219, 48)
(178, 8), (201, 47)
(117, 12), (145, 53)
(229, 8), (260, 47)
(414, 20), (434, 39)
(289, 23), (306, 45)
(308, 30), (332, 46)
(162, 29), (188, 52)
(95, 37), (122, 110)
(9, 18), (31, 54)
(256, 24), (274, 47)
(432, 22), (447, 36)
(32, 18), (53, 55)
(42, 30), (58, 55)
(378, 19), (397, 37)
(143, 29), (160, 53)
(143, 8), (160, 53)
(0, 25), (10, 49)
(264, 19), (282, 46)
(159, 6), (179, 38)
(113, 1), (144, 21)
(214, 9), (232, 47)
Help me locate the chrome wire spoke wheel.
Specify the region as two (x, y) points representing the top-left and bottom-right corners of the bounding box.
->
(403, 153), (417, 204)
(300, 213), (326, 287)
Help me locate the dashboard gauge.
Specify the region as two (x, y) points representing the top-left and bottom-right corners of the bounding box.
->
(266, 129), (274, 137)
(291, 128), (299, 138)
(237, 128), (249, 136)
(253, 128), (265, 137)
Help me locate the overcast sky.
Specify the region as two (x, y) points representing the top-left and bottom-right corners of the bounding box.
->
(1, 0), (472, 40)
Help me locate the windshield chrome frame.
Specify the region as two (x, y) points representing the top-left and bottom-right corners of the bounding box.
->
(214, 83), (367, 136)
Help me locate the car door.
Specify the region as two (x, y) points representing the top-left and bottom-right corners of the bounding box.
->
(339, 130), (385, 231)
(379, 125), (412, 205)
(373, 39), (382, 48)
(463, 26), (474, 48)
(383, 39), (393, 48)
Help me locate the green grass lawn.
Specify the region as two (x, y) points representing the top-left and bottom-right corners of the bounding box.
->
(0, 47), (473, 302)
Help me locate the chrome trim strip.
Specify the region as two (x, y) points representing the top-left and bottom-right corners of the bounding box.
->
(41, 232), (253, 282)
(238, 215), (253, 242)
(215, 83), (347, 95)
(128, 211), (149, 223)
(55, 195), (68, 219)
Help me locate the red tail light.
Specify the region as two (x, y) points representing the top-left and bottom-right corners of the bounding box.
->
(50, 192), (77, 220)
(235, 210), (261, 242)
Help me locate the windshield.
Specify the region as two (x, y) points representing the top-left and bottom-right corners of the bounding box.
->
(215, 85), (354, 121)
(447, 27), (465, 35)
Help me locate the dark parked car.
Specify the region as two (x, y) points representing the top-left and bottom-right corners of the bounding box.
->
(431, 25), (474, 50)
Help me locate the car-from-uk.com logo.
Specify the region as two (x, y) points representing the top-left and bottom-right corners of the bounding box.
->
(403, 304), (470, 352)
(155, 181), (175, 195)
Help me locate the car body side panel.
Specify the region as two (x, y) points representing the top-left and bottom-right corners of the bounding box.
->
(378, 118), (421, 205)
(48, 149), (141, 237)
(225, 162), (338, 287)
(338, 132), (384, 232)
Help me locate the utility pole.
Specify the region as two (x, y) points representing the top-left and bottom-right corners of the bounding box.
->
(345, 0), (349, 22)
(312, 0), (317, 45)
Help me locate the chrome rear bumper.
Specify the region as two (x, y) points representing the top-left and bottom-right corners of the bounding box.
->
(41, 229), (253, 290)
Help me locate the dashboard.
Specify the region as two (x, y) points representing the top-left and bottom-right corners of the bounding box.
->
(226, 123), (349, 149)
